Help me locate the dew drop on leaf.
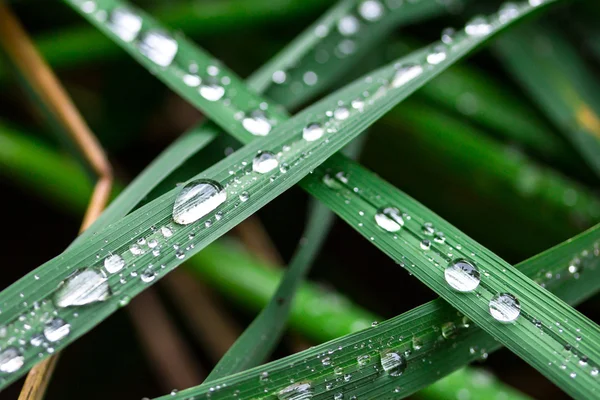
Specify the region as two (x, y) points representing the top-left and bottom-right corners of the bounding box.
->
(243, 111), (272, 136)
(54, 269), (111, 307)
(444, 260), (481, 292)
(374, 207), (404, 232)
(489, 293), (521, 323)
(380, 350), (406, 376)
(303, 123), (324, 142)
(391, 64), (423, 88)
(0, 347), (24, 373)
(138, 30), (178, 67)
(252, 151), (279, 173)
(358, 0), (384, 21)
(464, 16), (492, 36)
(337, 15), (360, 36)
(104, 254), (125, 274)
(106, 7), (142, 42)
(277, 382), (313, 400)
(199, 78), (225, 101)
(173, 179), (226, 225)
(44, 318), (71, 342)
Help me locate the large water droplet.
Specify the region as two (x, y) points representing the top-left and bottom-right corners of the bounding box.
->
(374, 207), (404, 232)
(107, 7), (142, 42)
(44, 318), (71, 342)
(380, 350), (406, 376)
(391, 64), (423, 88)
(338, 15), (360, 36)
(104, 254), (125, 274)
(54, 269), (111, 307)
(242, 110), (272, 136)
(445, 260), (480, 292)
(303, 123), (324, 141)
(277, 382), (313, 400)
(359, 0), (384, 21)
(426, 45), (447, 65)
(199, 78), (225, 101)
(0, 347), (24, 373)
(253, 151), (279, 174)
(141, 267), (157, 283)
(173, 179), (227, 225)
(489, 293), (520, 323)
(138, 30), (178, 67)
(465, 16), (492, 36)
(333, 106), (350, 120)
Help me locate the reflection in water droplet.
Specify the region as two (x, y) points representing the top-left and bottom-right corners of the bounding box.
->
(489, 293), (520, 323)
(391, 64), (423, 88)
(138, 30), (178, 67)
(44, 318), (71, 342)
(374, 207), (404, 232)
(107, 7), (142, 42)
(104, 254), (125, 274)
(465, 16), (492, 36)
(243, 110), (272, 136)
(303, 123), (324, 141)
(277, 382), (313, 400)
(380, 350), (406, 376)
(253, 151), (279, 174)
(173, 179), (226, 225)
(55, 269), (111, 307)
(445, 260), (480, 292)
(0, 347), (24, 373)
(199, 78), (225, 101)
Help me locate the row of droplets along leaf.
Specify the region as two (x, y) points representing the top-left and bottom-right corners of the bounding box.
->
(158, 229), (600, 399)
(0, 0), (556, 383)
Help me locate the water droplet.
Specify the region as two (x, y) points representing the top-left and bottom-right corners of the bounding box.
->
(130, 244), (143, 255)
(380, 350), (406, 376)
(499, 2), (520, 23)
(30, 333), (44, 347)
(141, 268), (157, 283)
(412, 336), (423, 351)
(338, 15), (360, 36)
(54, 269), (111, 307)
(277, 382), (313, 400)
(243, 110), (272, 136)
(252, 151), (279, 174)
(107, 7), (142, 42)
(161, 226), (173, 237)
(465, 16), (492, 36)
(272, 70), (287, 84)
(422, 222), (434, 235)
(0, 347), (24, 373)
(104, 254), (125, 274)
(489, 293), (520, 323)
(303, 71), (318, 86)
(441, 27), (456, 44)
(44, 318), (71, 342)
(333, 106), (350, 120)
(321, 357), (331, 366)
(357, 354), (371, 366)
(591, 368), (598, 377)
(359, 1), (384, 21)
(199, 78), (225, 101)
(239, 191), (250, 202)
(445, 260), (480, 292)
(138, 30), (178, 67)
(374, 207), (404, 232)
(426, 45), (447, 65)
(391, 64), (423, 88)
(182, 74), (201, 87)
(420, 239), (431, 250)
(303, 123), (324, 141)
(173, 179), (226, 225)
(441, 322), (458, 339)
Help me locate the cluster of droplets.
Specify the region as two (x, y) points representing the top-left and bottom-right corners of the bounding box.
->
(534, 241), (600, 289)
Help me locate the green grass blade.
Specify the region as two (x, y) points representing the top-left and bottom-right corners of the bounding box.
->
(206, 202), (334, 380)
(160, 224), (600, 399)
(494, 22), (600, 178)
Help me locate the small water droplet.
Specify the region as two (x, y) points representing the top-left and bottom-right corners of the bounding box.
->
(303, 123), (324, 141)
(303, 71), (318, 86)
(333, 106), (350, 120)
(55, 269), (111, 307)
(107, 7), (142, 42)
(44, 318), (71, 342)
(445, 260), (481, 292)
(243, 110), (272, 136)
(374, 207), (404, 232)
(272, 70), (287, 84)
(199, 78), (225, 101)
(0, 347), (24, 373)
(465, 16), (492, 36)
(441, 27), (456, 44)
(357, 354), (371, 366)
(253, 151), (279, 173)
(391, 64), (423, 88)
(420, 239), (431, 250)
(380, 350), (406, 376)
(239, 191), (250, 202)
(359, 0), (384, 21)
(173, 179), (226, 225)
(104, 254), (125, 274)
(141, 268), (157, 283)
(426, 45), (447, 65)
(338, 15), (360, 36)
(138, 30), (178, 67)
(277, 382), (313, 400)
(489, 293), (520, 323)
(441, 322), (458, 339)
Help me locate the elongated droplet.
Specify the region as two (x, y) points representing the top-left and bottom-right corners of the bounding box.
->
(199, 78), (225, 101)
(380, 350), (406, 376)
(489, 293), (520, 323)
(278, 382), (313, 400)
(107, 7), (142, 42)
(0, 348), (24, 373)
(243, 110), (272, 136)
(374, 207), (404, 232)
(173, 179), (226, 225)
(303, 123), (324, 141)
(54, 269), (111, 307)
(445, 260), (480, 292)
(465, 16), (492, 36)
(427, 45), (447, 65)
(391, 64), (423, 88)
(138, 30), (178, 67)
(44, 318), (71, 342)
(253, 151), (279, 174)
(104, 254), (125, 274)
